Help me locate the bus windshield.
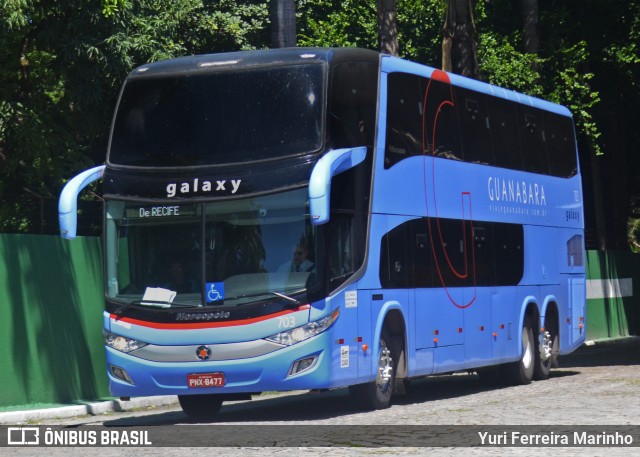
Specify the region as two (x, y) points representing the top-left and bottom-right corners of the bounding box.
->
(109, 63), (326, 167)
(105, 188), (320, 308)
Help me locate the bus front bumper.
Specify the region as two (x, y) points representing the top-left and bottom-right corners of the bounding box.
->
(105, 332), (341, 398)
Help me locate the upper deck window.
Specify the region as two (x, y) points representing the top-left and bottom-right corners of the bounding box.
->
(109, 63), (326, 167)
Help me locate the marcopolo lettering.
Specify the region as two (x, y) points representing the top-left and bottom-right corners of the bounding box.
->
(166, 178), (242, 198)
(176, 311), (231, 321)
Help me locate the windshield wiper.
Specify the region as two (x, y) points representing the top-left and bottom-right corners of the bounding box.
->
(272, 291), (301, 306)
(115, 300), (198, 315)
(224, 289), (305, 308)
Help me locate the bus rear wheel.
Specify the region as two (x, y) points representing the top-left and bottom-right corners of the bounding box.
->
(503, 316), (535, 385)
(534, 324), (558, 380)
(350, 329), (394, 410)
(178, 394), (223, 420)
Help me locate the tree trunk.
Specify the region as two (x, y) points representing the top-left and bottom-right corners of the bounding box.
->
(521, 0), (541, 73)
(442, 0), (480, 79)
(378, 0), (399, 56)
(521, 0), (540, 55)
(270, 0), (296, 48)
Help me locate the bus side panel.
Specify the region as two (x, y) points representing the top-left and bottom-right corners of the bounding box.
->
(415, 289), (464, 350)
(490, 286), (519, 362)
(463, 287), (494, 366)
(522, 225), (560, 286)
(414, 289), (468, 374)
(327, 288), (362, 385)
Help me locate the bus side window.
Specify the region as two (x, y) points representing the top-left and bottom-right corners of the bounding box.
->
(489, 97), (523, 171)
(385, 73), (424, 169)
(328, 215), (355, 284)
(428, 218), (468, 288)
(472, 221), (496, 286)
(412, 219), (435, 288)
(330, 62), (378, 149)
(455, 87), (494, 165)
(493, 222), (524, 285)
(422, 79), (463, 161)
(519, 106), (550, 174)
(545, 111), (578, 178)
(380, 222), (412, 288)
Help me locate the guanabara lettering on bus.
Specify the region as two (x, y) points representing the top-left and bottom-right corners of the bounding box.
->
(59, 48), (586, 419)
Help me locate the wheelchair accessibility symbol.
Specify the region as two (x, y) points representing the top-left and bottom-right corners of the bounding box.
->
(206, 282), (224, 303)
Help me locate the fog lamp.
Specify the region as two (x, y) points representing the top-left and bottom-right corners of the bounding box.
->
(289, 356), (318, 376)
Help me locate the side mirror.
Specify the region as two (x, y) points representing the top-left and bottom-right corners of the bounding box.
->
(58, 165), (106, 239)
(308, 147), (366, 225)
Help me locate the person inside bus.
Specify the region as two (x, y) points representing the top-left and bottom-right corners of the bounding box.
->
(164, 261), (198, 293)
(278, 238), (315, 273)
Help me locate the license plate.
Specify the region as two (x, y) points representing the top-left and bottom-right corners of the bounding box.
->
(187, 372), (225, 388)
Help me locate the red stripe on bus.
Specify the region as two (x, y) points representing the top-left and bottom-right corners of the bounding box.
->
(109, 304), (310, 330)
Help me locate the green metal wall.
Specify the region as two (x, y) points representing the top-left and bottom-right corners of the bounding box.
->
(0, 234), (638, 409)
(585, 250), (640, 340)
(0, 234), (109, 410)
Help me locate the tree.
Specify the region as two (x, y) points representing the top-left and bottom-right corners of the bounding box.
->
(297, 0), (442, 64)
(521, 0), (539, 56)
(2, 0), (639, 251)
(270, 0), (296, 48)
(441, 0), (480, 79)
(378, 0), (399, 55)
(0, 0), (269, 234)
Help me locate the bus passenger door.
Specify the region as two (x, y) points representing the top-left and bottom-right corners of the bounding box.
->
(561, 230), (586, 351)
(568, 276), (586, 347)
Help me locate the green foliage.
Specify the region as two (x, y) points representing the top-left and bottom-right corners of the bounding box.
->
(297, 0), (378, 49)
(0, 0), (269, 233)
(628, 218), (640, 253)
(102, 0), (127, 17)
(297, 0), (442, 64)
(546, 42), (601, 155)
(477, 32), (544, 96)
(1, 0), (638, 246)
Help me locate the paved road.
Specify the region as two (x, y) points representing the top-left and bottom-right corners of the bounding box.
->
(4, 338), (640, 456)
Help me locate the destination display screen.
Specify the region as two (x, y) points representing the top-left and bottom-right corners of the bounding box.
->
(125, 205), (199, 219)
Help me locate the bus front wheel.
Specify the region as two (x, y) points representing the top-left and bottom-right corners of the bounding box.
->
(350, 329), (394, 410)
(178, 394), (223, 420)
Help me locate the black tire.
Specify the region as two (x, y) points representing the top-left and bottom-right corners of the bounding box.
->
(534, 321), (558, 380)
(178, 394), (223, 420)
(550, 329), (560, 369)
(503, 316), (535, 385)
(350, 329), (394, 410)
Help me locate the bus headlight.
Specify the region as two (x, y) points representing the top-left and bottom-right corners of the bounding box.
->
(104, 330), (148, 353)
(265, 309), (339, 346)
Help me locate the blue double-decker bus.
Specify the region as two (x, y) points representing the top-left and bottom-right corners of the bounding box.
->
(59, 48), (585, 418)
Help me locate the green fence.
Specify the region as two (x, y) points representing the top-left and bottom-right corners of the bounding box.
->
(0, 234), (109, 410)
(586, 250), (640, 340)
(0, 234), (638, 409)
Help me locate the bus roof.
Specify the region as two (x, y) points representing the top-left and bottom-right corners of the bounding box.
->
(126, 47), (571, 118)
(380, 54), (572, 118)
(127, 47), (381, 79)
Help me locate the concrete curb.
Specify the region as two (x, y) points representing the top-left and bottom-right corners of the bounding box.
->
(0, 396), (178, 424)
